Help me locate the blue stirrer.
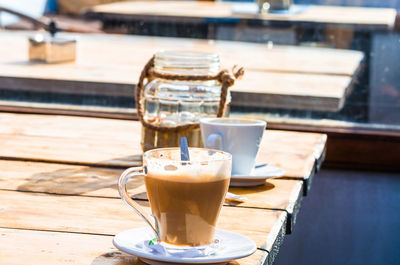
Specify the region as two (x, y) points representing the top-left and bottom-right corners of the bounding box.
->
(180, 137), (190, 161)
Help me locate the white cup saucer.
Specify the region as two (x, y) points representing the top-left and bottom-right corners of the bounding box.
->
(230, 164), (286, 187)
(113, 227), (257, 265)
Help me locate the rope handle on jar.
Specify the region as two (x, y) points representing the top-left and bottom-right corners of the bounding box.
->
(135, 56), (244, 132)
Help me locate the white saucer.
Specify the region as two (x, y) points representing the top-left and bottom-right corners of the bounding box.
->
(113, 227), (257, 265)
(230, 165), (285, 187)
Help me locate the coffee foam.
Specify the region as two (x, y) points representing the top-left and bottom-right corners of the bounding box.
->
(147, 148), (228, 162)
(147, 163), (230, 183)
(145, 149), (231, 183)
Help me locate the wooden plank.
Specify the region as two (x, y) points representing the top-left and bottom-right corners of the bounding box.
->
(0, 228), (268, 265)
(0, 31), (363, 111)
(280, 5), (396, 30)
(0, 31), (363, 77)
(232, 71), (353, 111)
(0, 73), (353, 112)
(0, 160), (127, 197)
(0, 159), (302, 233)
(58, 0), (130, 15)
(0, 100), (138, 120)
(258, 129), (326, 178)
(258, 130), (326, 195)
(0, 113), (326, 183)
(0, 113), (143, 167)
(90, 1), (397, 30)
(228, 179), (302, 234)
(0, 190), (286, 253)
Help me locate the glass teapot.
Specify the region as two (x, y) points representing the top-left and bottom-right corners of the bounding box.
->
(136, 50), (240, 151)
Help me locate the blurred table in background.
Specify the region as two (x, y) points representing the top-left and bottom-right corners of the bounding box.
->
(86, 1), (396, 45)
(0, 30), (363, 112)
(87, 1), (397, 30)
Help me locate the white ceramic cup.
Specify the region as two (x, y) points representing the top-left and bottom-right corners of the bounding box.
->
(200, 118), (266, 175)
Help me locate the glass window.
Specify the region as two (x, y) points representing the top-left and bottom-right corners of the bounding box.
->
(0, 0), (399, 132)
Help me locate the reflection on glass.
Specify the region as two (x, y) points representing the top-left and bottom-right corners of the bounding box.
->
(0, 0), (399, 130)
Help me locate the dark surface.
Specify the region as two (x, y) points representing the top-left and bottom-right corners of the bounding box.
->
(274, 168), (400, 265)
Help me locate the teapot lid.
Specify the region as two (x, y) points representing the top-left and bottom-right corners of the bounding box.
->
(154, 50), (220, 76)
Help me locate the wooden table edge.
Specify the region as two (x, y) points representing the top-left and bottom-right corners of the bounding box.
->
(263, 211), (287, 265)
(285, 181), (303, 234)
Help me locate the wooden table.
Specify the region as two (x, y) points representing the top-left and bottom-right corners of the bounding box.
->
(0, 112), (326, 265)
(0, 30), (363, 112)
(87, 1), (396, 50)
(88, 1), (396, 31)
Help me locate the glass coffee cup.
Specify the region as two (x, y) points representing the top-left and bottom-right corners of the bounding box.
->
(118, 148), (232, 247)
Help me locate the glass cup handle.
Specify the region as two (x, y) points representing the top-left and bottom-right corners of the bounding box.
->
(118, 167), (160, 240)
(206, 133), (223, 150)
